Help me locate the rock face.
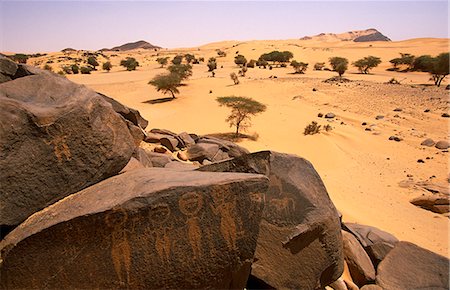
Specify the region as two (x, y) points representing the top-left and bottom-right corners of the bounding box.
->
(0, 168), (269, 289)
(410, 195), (449, 214)
(199, 151), (344, 289)
(0, 74), (135, 228)
(343, 223), (398, 267)
(376, 241), (449, 290)
(341, 231), (376, 287)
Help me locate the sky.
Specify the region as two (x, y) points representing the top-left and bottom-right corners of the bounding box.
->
(0, 1), (448, 53)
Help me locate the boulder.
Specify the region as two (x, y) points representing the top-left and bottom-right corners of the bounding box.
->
(343, 223), (398, 267)
(160, 136), (179, 152)
(198, 151), (344, 289)
(187, 143), (220, 162)
(198, 136), (250, 158)
(0, 74), (135, 228)
(98, 93), (148, 130)
(0, 168), (269, 289)
(421, 138), (435, 147)
(341, 231), (376, 287)
(0, 57), (18, 82)
(144, 132), (166, 143)
(435, 140), (450, 150)
(325, 112), (336, 119)
(119, 157), (145, 173)
(410, 195), (449, 214)
(376, 241), (449, 290)
(178, 132), (196, 147)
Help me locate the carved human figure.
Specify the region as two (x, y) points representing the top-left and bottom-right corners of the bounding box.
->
(210, 187), (238, 251)
(179, 192), (203, 259)
(148, 203), (173, 263)
(43, 124), (72, 163)
(105, 209), (132, 286)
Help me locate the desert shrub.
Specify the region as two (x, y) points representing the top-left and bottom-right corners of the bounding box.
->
(256, 59), (268, 68)
(156, 57), (169, 67)
(61, 65), (73, 74)
(172, 55), (183, 65)
(87, 56), (99, 69)
(258, 51), (293, 66)
(80, 66), (92, 74)
(290, 60), (308, 74)
(148, 73), (182, 99)
(198, 57), (205, 62)
(184, 54), (195, 64)
(314, 62), (325, 70)
(120, 57), (139, 71)
(102, 61), (112, 72)
(323, 124), (333, 132)
(8, 53), (29, 64)
(57, 70), (65, 76)
(386, 78), (401, 84)
(43, 64), (53, 71)
(238, 67), (247, 77)
(247, 59), (256, 68)
(329, 57), (348, 77)
(71, 64), (79, 74)
(216, 96), (266, 137)
(167, 64), (193, 81)
(230, 72), (239, 85)
(217, 50), (226, 57)
(352, 56), (381, 74)
(207, 57), (217, 72)
(234, 55), (247, 67)
(304, 121), (321, 135)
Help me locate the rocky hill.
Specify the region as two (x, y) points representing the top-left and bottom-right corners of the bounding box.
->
(300, 28), (391, 42)
(106, 40), (161, 51)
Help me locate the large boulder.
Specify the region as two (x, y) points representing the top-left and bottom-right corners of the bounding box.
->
(343, 223), (398, 267)
(376, 241), (449, 289)
(0, 168), (269, 289)
(341, 231), (376, 287)
(0, 74), (135, 229)
(199, 151), (344, 289)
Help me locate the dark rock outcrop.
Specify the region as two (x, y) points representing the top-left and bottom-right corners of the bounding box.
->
(198, 151), (344, 289)
(0, 168), (268, 289)
(0, 74), (135, 228)
(376, 241), (449, 289)
(354, 31), (391, 42)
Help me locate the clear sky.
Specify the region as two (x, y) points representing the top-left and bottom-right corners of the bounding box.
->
(0, 1), (448, 53)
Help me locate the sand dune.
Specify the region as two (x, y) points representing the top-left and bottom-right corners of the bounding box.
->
(24, 37), (449, 256)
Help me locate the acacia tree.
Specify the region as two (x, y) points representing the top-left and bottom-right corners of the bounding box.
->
(290, 60), (308, 74)
(259, 51), (293, 67)
(87, 56), (99, 70)
(148, 74), (182, 99)
(156, 57), (169, 67)
(167, 64), (193, 81)
(428, 53), (449, 87)
(216, 96), (266, 137)
(102, 61), (112, 72)
(329, 57), (349, 77)
(120, 57), (139, 71)
(352, 56), (381, 74)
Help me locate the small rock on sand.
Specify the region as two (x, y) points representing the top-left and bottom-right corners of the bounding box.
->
(420, 138), (435, 147)
(435, 140), (449, 150)
(325, 112), (336, 119)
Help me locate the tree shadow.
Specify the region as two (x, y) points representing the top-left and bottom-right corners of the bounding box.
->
(142, 97), (174, 104)
(205, 132), (259, 142)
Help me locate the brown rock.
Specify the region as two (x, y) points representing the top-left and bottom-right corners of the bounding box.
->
(178, 132), (196, 147)
(198, 151), (344, 289)
(0, 57), (18, 82)
(342, 231), (376, 287)
(187, 143), (220, 162)
(376, 241), (449, 290)
(164, 161), (198, 171)
(160, 136), (179, 152)
(177, 150), (189, 161)
(98, 92), (148, 129)
(198, 136), (250, 158)
(119, 157), (145, 173)
(435, 140), (450, 150)
(144, 132), (165, 143)
(0, 168), (269, 289)
(410, 195), (449, 214)
(421, 138), (435, 147)
(0, 74), (135, 228)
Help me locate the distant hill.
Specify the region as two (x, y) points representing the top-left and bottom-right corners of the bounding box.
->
(300, 29), (391, 42)
(105, 40), (161, 51)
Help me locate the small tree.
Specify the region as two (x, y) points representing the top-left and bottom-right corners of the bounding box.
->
(71, 64), (79, 74)
(167, 64), (193, 81)
(156, 57), (169, 67)
(184, 54), (195, 64)
(120, 57), (139, 71)
(389, 53), (415, 71)
(207, 57), (217, 76)
(87, 56), (99, 70)
(148, 73), (182, 99)
(102, 61), (112, 72)
(172, 55), (183, 65)
(216, 96), (266, 137)
(329, 57), (348, 77)
(80, 66), (92, 74)
(234, 55), (247, 67)
(230, 72), (239, 85)
(314, 62), (325, 70)
(412, 55), (433, 71)
(290, 60), (308, 74)
(352, 56), (381, 74)
(429, 52), (449, 87)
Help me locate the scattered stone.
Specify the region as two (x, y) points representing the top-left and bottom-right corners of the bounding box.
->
(435, 140), (450, 150)
(362, 122), (367, 126)
(199, 151), (344, 289)
(393, 108), (402, 112)
(442, 113), (450, 118)
(0, 74), (135, 228)
(325, 112), (336, 119)
(421, 138), (435, 147)
(0, 168), (269, 289)
(376, 241), (449, 290)
(365, 128), (372, 131)
(410, 195), (450, 214)
(318, 113), (324, 118)
(312, 88), (317, 91)
(375, 115), (384, 120)
(388, 136), (402, 142)
(424, 109), (430, 113)
(417, 159), (425, 163)
(342, 231), (376, 287)
(393, 114), (400, 118)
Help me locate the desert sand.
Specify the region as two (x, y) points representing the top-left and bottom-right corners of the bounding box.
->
(27, 36), (449, 257)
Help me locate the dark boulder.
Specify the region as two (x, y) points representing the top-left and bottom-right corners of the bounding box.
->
(0, 74), (135, 228)
(198, 136), (250, 158)
(0, 168), (269, 289)
(376, 241), (449, 290)
(435, 140), (450, 150)
(198, 151), (344, 289)
(421, 138), (435, 147)
(0, 57), (18, 83)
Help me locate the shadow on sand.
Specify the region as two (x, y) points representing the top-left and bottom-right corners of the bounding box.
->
(142, 97), (174, 104)
(205, 132), (259, 142)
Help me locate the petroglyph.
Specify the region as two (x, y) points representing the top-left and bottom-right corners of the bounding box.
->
(269, 197), (295, 217)
(179, 192), (203, 259)
(43, 124), (71, 163)
(210, 186), (238, 251)
(148, 203), (173, 263)
(105, 209), (131, 286)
